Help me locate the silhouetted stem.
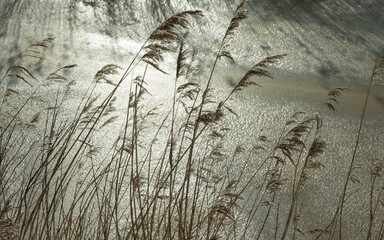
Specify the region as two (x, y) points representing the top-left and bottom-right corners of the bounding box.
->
(338, 57), (376, 240)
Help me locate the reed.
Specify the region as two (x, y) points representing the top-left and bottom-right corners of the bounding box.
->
(1, 1), (383, 239)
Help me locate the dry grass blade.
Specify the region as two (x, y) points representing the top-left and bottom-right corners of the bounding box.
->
(27, 37), (55, 48)
(6, 74), (32, 87)
(45, 73), (66, 82)
(4, 88), (20, 97)
(224, 105), (238, 116)
(58, 64), (78, 71)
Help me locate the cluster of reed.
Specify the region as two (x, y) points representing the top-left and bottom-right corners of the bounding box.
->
(1, 1), (384, 239)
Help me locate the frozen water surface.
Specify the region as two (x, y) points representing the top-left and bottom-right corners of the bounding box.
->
(1, 0), (384, 239)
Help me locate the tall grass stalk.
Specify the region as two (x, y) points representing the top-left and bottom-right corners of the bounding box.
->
(338, 53), (384, 240)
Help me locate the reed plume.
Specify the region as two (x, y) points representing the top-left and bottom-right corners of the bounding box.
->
(94, 64), (122, 86)
(219, 0), (249, 62)
(231, 54), (287, 95)
(324, 87), (348, 113)
(148, 10), (203, 42)
(21, 37), (54, 60)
